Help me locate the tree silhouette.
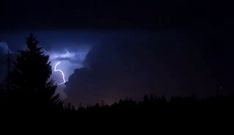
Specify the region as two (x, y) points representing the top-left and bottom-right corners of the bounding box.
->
(9, 34), (60, 111)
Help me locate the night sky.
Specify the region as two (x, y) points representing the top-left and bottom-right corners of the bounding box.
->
(1, 0), (234, 105)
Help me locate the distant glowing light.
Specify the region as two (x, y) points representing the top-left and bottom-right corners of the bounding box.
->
(54, 61), (66, 85)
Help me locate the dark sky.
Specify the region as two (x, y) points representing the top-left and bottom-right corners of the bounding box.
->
(1, 0), (234, 105)
(1, 0), (233, 30)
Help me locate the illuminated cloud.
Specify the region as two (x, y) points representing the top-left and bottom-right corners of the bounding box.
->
(49, 48), (90, 85)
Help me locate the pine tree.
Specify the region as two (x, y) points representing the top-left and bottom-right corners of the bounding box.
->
(9, 34), (60, 111)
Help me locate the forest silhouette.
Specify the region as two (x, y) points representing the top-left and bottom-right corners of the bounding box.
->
(0, 34), (233, 122)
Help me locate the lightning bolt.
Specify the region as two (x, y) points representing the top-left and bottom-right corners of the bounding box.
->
(54, 61), (66, 85)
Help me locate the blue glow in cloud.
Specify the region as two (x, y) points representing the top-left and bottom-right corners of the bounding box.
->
(49, 48), (90, 85)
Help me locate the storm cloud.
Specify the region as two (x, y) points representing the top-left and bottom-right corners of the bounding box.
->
(65, 29), (232, 106)
(0, 42), (10, 84)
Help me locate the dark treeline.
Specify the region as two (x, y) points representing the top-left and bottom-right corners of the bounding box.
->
(66, 94), (234, 117)
(0, 35), (234, 124)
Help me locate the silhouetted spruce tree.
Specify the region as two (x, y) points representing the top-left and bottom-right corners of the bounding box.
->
(9, 34), (60, 111)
